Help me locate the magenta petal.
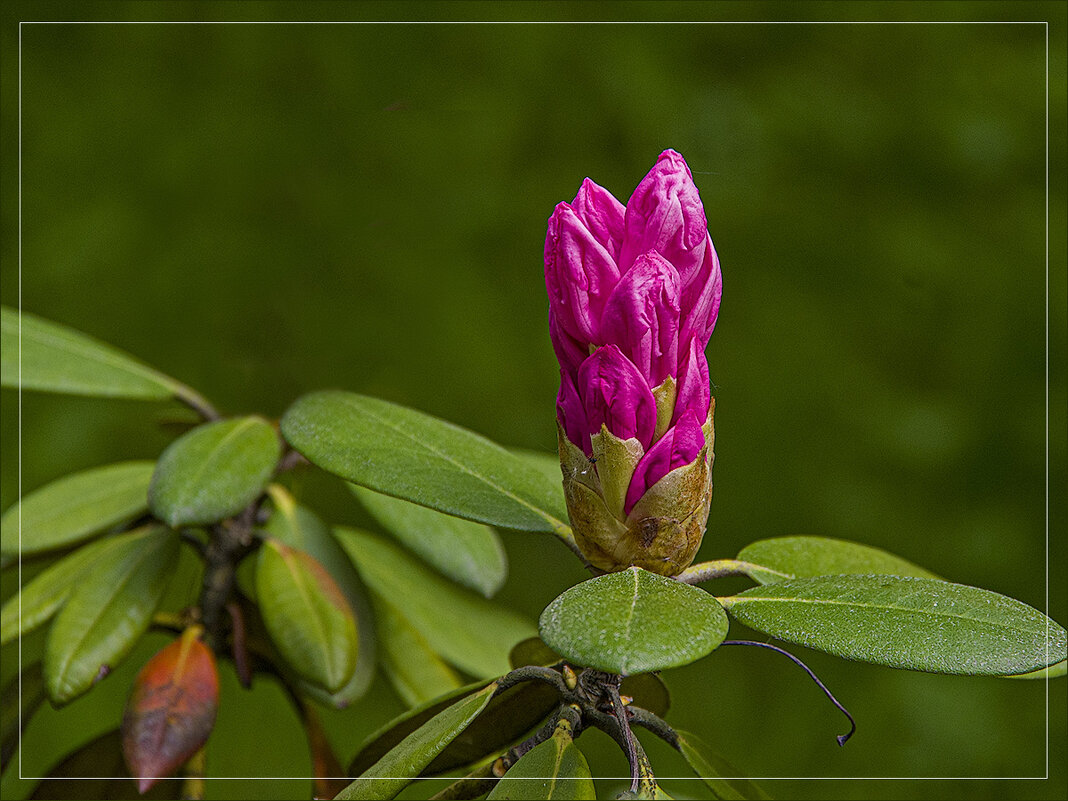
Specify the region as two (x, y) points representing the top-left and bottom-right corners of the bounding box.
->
(577, 345), (656, 448)
(678, 233), (723, 348)
(571, 178), (626, 261)
(556, 369), (589, 454)
(619, 150), (708, 285)
(624, 409), (705, 515)
(674, 336), (711, 424)
(549, 308), (589, 379)
(544, 202), (620, 343)
(601, 251), (681, 388)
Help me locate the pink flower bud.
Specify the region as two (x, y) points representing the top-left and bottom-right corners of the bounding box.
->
(674, 336), (711, 426)
(544, 201), (620, 343)
(546, 150), (720, 576)
(556, 369), (587, 456)
(600, 252), (681, 390)
(571, 177), (626, 261)
(576, 345), (656, 451)
(624, 409), (705, 515)
(619, 150), (710, 288)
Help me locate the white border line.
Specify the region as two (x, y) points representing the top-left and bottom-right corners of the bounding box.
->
(12, 18), (1055, 790)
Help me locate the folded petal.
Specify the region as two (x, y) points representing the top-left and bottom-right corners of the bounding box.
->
(571, 178), (626, 261)
(549, 307), (589, 380)
(556, 368), (589, 454)
(619, 150), (709, 286)
(674, 336), (711, 425)
(544, 201), (620, 343)
(577, 345), (656, 449)
(678, 233), (723, 349)
(601, 251), (681, 389)
(624, 408), (704, 515)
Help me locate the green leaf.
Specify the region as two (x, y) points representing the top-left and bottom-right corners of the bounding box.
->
(675, 729), (770, 800)
(509, 448), (565, 487)
(509, 636), (565, 669)
(335, 526), (535, 678)
(1004, 659), (1067, 679)
(487, 723), (595, 800)
(350, 677), (559, 779)
(281, 391), (570, 534)
(44, 526), (178, 704)
(337, 683), (496, 800)
(372, 592), (464, 706)
(737, 536), (940, 584)
(351, 484), (507, 598)
(507, 637), (671, 717)
(256, 539), (358, 693)
(539, 567), (729, 675)
(149, 417), (281, 527)
(0, 535), (125, 646)
(1, 306), (207, 411)
(1, 461), (155, 556)
(720, 575), (1068, 676)
(263, 485), (376, 705)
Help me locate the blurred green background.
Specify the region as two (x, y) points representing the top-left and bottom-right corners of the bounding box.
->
(1, 3), (1065, 800)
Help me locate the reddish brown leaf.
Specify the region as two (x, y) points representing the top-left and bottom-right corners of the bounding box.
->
(122, 626), (219, 793)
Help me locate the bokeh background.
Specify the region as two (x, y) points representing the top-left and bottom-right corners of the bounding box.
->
(1, 3), (1065, 800)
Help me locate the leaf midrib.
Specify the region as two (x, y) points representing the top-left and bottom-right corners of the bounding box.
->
(53, 533), (165, 693)
(166, 418), (271, 519)
(21, 464), (152, 537)
(279, 548), (345, 687)
(17, 315), (173, 385)
(619, 569), (641, 674)
(337, 395), (569, 535)
(726, 592), (1049, 637)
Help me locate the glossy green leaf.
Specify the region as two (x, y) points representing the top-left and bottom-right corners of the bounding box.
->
(737, 536), (940, 584)
(281, 391), (570, 534)
(256, 539), (358, 693)
(427, 680), (559, 775)
(539, 568), (729, 675)
(335, 527), (535, 678)
(263, 485), (376, 705)
(507, 637), (670, 717)
(509, 448), (565, 487)
(0, 535), (124, 646)
(1, 306), (205, 413)
(44, 526), (179, 704)
(675, 729), (769, 800)
(487, 723), (595, 800)
(149, 417), (281, 527)
(337, 683), (496, 800)
(1, 461), (155, 556)
(351, 484), (507, 597)
(373, 592), (464, 706)
(350, 678), (559, 777)
(508, 636), (564, 669)
(720, 575), (1068, 676)
(349, 680), (491, 776)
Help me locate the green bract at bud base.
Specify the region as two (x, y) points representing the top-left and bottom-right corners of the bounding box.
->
(558, 398), (715, 577)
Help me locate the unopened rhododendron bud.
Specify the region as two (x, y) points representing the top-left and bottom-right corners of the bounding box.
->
(545, 150), (721, 576)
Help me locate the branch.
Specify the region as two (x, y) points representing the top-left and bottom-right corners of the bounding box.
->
(675, 559), (788, 584)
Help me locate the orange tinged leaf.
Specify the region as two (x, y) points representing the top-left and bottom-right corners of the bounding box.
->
(122, 626), (219, 793)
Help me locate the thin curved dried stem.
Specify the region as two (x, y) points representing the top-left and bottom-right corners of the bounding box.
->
(721, 639), (856, 745)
